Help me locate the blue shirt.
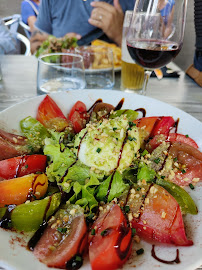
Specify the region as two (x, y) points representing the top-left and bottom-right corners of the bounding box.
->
(21, 0), (39, 25)
(35, 0), (135, 42)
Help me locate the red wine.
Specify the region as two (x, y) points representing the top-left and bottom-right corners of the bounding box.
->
(127, 40), (181, 69)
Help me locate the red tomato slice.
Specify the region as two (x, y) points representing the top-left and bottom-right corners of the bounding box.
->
(0, 155), (47, 181)
(167, 133), (198, 149)
(33, 207), (87, 268)
(131, 184), (193, 246)
(134, 116), (175, 142)
(150, 116), (175, 137)
(68, 101), (88, 133)
(89, 204), (132, 270)
(36, 95), (67, 126)
(68, 101), (87, 120)
(69, 111), (87, 134)
(134, 117), (159, 135)
(168, 142), (202, 186)
(0, 129), (27, 145)
(145, 134), (167, 152)
(146, 133), (199, 153)
(0, 129), (30, 161)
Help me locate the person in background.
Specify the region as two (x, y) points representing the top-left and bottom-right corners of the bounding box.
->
(186, 0), (202, 87)
(21, 0), (40, 32)
(0, 18), (18, 54)
(30, 0), (135, 54)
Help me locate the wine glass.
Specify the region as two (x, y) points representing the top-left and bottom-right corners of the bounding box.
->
(126, 0), (188, 95)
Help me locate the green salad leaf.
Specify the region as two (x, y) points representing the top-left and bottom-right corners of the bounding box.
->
(96, 171), (129, 202)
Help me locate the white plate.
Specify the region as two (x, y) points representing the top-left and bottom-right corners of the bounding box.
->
(0, 90), (201, 270)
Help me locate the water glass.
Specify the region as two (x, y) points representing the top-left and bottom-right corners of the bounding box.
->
(75, 46), (114, 89)
(37, 53), (86, 94)
(121, 10), (145, 94)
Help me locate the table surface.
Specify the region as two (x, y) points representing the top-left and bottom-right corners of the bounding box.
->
(0, 55), (202, 122)
(0, 55), (202, 270)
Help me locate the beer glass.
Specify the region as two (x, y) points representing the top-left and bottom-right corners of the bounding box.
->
(121, 10), (145, 94)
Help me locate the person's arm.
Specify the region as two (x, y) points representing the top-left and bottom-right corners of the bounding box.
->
(21, 1), (38, 31)
(27, 15), (37, 32)
(29, 0), (51, 54)
(88, 0), (124, 47)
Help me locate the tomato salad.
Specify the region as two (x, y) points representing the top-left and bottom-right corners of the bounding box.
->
(0, 95), (201, 270)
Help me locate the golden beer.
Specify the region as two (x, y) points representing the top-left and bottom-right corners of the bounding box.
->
(121, 10), (145, 92)
(121, 60), (144, 90)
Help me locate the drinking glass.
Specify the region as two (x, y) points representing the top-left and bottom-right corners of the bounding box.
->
(37, 53), (86, 94)
(126, 0), (188, 95)
(75, 46), (115, 89)
(121, 10), (145, 93)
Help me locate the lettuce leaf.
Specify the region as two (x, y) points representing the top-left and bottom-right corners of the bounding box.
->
(72, 175), (100, 212)
(96, 171), (128, 202)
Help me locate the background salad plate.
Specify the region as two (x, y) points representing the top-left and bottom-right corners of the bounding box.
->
(0, 90), (201, 270)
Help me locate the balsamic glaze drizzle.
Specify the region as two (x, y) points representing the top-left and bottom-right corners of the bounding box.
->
(172, 118), (179, 133)
(115, 223), (132, 261)
(136, 183), (153, 220)
(135, 108), (146, 118)
(27, 175), (46, 201)
(0, 204), (16, 229)
(87, 99), (103, 114)
(151, 245), (180, 264)
(114, 98), (124, 111)
(106, 130), (129, 201)
(15, 155), (29, 178)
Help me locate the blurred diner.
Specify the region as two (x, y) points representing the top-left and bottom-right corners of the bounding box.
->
(21, 0), (40, 32)
(0, 18), (19, 55)
(30, 0), (135, 54)
(186, 0), (202, 87)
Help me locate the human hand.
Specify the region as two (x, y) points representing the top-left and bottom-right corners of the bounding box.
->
(63, 33), (81, 40)
(30, 29), (49, 54)
(88, 0), (124, 47)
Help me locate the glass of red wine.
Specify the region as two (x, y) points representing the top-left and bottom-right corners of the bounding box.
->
(126, 0), (188, 95)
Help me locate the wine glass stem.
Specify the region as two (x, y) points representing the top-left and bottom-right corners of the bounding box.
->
(142, 70), (152, 95)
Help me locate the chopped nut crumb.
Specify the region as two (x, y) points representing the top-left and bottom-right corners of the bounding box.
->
(161, 212), (167, 219)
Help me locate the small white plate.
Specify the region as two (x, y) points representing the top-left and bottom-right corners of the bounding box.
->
(0, 90), (201, 270)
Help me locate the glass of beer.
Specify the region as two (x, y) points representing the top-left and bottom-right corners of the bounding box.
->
(121, 10), (145, 94)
